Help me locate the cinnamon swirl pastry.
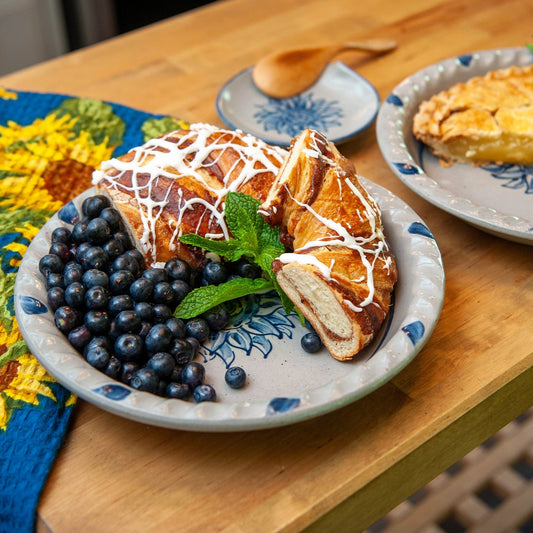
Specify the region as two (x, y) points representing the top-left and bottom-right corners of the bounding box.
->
(260, 129), (397, 361)
(92, 124), (286, 269)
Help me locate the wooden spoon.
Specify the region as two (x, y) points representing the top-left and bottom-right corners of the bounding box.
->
(252, 39), (397, 99)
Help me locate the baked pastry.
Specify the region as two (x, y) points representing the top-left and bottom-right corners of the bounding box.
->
(92, 123), (286, 269)
(260, 129), (397, 361)
(413, 64), (533, 165)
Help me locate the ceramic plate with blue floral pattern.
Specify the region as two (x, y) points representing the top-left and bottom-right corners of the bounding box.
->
(377, 47), (533, 245)
(14, 184), (444, 432)
(216, 61), (380, 146)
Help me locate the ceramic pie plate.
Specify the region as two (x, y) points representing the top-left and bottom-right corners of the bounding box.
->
(216, 61), (380, 146)
(15, 182), (444, 432)
(377, 47), (533, 245)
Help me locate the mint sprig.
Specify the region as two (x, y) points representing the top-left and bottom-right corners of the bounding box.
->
(175, 191), (295, 319)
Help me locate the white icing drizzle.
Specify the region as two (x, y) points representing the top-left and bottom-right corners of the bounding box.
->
(277, 131), (391, 312)
(92, 123), (286, 265)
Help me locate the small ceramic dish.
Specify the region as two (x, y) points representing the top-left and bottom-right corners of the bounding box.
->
(15, 181), (444, 432)
(377, 47), (533, 245)
(216, 61), (380, 146)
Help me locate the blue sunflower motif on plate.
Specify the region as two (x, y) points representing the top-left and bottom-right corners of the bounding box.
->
(253, 93), (343, 137)
(199, 291), (298, 368)
(482, 163), (533, 193)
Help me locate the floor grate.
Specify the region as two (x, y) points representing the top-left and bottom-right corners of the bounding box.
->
(365, 407), (533, 533)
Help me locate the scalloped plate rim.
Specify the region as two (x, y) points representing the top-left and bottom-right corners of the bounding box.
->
(14, 181), (444, 432)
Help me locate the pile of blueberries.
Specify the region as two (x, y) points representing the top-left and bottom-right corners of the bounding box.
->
(39, 194), (247, 403)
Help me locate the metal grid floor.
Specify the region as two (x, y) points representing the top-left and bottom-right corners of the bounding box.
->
(366, 407), (533, 533)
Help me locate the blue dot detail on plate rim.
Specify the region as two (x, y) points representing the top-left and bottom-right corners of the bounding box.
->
(93, 384), (132, 401)
(402, 321), (425, 346)
(408, 222), (435, 240)
(57, 201), (80, 225)
(19, 295), (48, 315)
(386, 94), (404, 107)
(267, 397), (300, 415)
(392, 162), (422, 175)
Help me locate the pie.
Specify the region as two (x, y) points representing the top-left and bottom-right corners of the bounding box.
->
(412, 64), (533, 165)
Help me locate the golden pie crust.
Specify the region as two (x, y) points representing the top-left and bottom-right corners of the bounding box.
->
(412, 64), (533, 165)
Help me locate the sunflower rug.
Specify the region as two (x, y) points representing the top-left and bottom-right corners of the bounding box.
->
(0, 87), (186, 533)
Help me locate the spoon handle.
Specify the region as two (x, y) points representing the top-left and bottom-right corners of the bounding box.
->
(338, 39), (397, 53)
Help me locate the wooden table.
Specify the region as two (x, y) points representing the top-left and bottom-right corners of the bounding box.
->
(3, 0), (533, 531)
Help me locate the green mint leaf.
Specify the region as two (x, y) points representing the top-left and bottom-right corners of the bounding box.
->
(224, 192), (260, 250)
(174, 277), (273, 319)
(179, 233), (246, 262)
(527, 43), (533, 53)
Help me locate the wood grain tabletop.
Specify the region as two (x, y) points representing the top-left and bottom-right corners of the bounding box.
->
(2, 0), (533, 531)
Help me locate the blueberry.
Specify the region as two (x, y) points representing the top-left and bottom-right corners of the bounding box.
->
(129, 277), (154, 302)
(71, 220), (89, 243)
(165, 258), (191, 282)
(83, 246), (109, 271)
(142, 267), (167, 284)
(115, 310), (142, 333)
(202, 261), (228, 285)
(39, 253), (63, 276)
(169, 338), (194, 365)
(51, 227), (72, 244)
(170, 280), (191, 303)
(113, 230), (132, 251)
(152, 304), (172, 323)
(130, 368), (159, 393)
(185, 318), (210, 342)
(104, 356), (122, 379)
(85, 286), (109, 310)
(225, 366), (246, 389)
(67, 325), (92, 351)
(165, 317), (186, 339)
(86, 345), (111, 370)
(147, 352), (175, 379)
(114, 333), (143, 362)
(144, 324), (173, 353)
(193, 384), (216, 403)
(47, 286), (66, 311)
(64, 282), (86, 308)
(166, 382), (190, 400)
(301, 332), (323, 353)
(120, 361), (139, 384)
(109, 269), (135, 294)
(63, 262), (83, 285)
(82, 194), (111, 219)
(74, 242), (91, 267)
(84, 310), (110, 335)
(125, 249), (145, 269)
(82, 269), (109, 289)
(235, 259), (261, 279)
(46, 272), (64, 290)
(99, 207), (123, 232)
(83, 336), (111, 357)
(134, 301), (154, 322)
(180, 362), (205, 389)
(103, 238), (126, 260)
(111, 253), (141, 276)
(203, 306), (230, 331)
(49, 242), (72, 263)
(153, 281), (175, 306)
(54, 306), (81, 333)
(108, 294), (134, 316)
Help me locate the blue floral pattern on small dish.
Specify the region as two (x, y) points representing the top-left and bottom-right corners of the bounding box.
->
(253, 93), (343, 137)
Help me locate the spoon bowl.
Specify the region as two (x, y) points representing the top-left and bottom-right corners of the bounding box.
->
(252, 39), (396, 99)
